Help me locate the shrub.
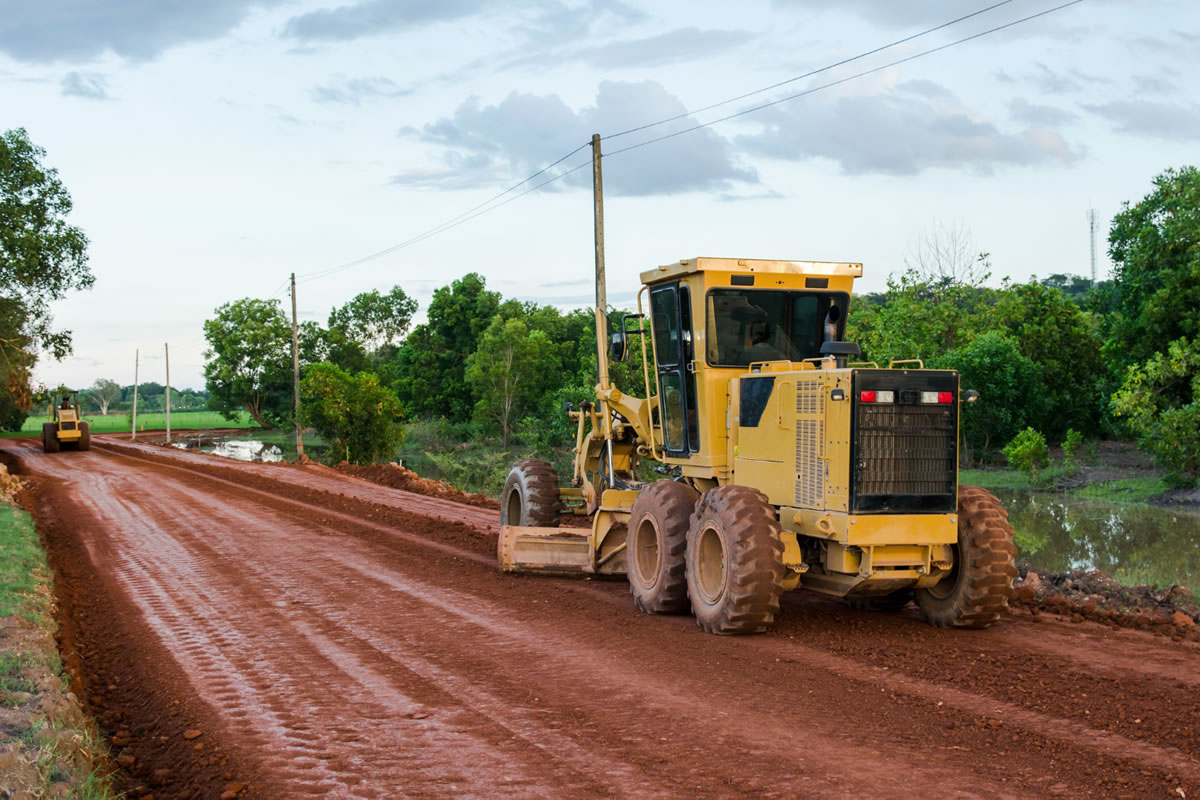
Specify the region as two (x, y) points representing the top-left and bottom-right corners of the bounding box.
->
(1003, 427), (1050, 484)
(1062, 428), (1084, 468)
(300, 362), (405, 465)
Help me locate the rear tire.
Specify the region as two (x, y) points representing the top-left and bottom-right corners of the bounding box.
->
(42, 423), (60, 453)
(846, 590), (913, 612)
(915, 485), (1017, 629)
(686, 486), (785, 635)
(627, 481), (698, 615)
(500, 459), (561, 527)
(78, 421), (91, 451)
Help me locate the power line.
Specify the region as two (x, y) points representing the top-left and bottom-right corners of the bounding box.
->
(601, 0), (1015, 143)
(294, 141), (591, 283)
(289, 0), (1080, 287)
(604, 0), (1083, 160)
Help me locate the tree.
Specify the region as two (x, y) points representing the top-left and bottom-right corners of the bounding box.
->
(1101, 165), (1200, 371)
(904, 220), (990, 287)
(993, 282), (1105, 439)
(90, 378), (122, 414)
(1111, 337), (1200, 488)
(328, 286), (418, 354)
(466, 316), (558, 449)
(936, 332), (1047, 460)
(1, 128), (94, 415)
(202, 298), (292, 428)
(392, 273), (500, 421)
(300, 362), (405, 465)
(848, 267), (995, 365)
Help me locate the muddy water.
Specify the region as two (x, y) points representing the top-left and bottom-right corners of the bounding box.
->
(993, 488), (1200, 594)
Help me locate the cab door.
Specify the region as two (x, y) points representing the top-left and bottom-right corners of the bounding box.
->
(649, 282), (699, 455)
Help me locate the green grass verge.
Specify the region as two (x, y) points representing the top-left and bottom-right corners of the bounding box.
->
(7, 410), (257, 437)
(0, 503), (54, 626)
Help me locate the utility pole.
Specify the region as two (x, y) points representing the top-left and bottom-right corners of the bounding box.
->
(132, 349), (139, 441)
(591, 132), (614, 486)
(291, 273), (305, 459)
(1087, 209), (1098, 286)
(164, 342), (171, 444)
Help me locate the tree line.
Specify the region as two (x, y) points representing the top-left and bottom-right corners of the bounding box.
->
(201, 166), (1199, 485)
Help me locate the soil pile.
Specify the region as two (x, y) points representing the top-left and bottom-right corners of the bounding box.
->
(1013, 566), (1200, 640)
(335, 462), (499, 510)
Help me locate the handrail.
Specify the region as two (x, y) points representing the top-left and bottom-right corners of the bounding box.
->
(637, 285), (663, 461)
(887, 359), (925, 369)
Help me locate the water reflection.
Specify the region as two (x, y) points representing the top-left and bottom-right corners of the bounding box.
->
(173, 439), (283, 463)
(993, 489), (1200, 594)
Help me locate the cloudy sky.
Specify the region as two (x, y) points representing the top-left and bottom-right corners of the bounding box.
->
(2, 0), (1197, 389)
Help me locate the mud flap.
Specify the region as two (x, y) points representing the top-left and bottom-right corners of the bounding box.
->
(497, 525), (593, 575)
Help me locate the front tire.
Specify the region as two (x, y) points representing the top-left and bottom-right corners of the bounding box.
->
(915, 485), (1018, 629)
(686, 486), (785, 635)
(42, 423), (60, 453)
(78, 421), (91, 451)
(500, 459), (560, 527)
(627, 481), (698, 615)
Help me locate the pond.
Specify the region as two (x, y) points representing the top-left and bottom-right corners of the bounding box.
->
(168, 430), (328, 463)
(992, 488), (1200, 595)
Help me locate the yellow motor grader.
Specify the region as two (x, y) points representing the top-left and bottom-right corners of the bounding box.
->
(497, 137), (1017, 634)
(41, 393), (91, 453)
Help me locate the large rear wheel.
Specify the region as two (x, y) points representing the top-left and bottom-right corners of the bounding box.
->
(42, 423), (60, 453)
(78, 421), (91, 451)
(627, 480), (698, 615)
(499, 459), (561, 527)
(686, 486), (785, 635)
(915, 485), (1017, 629)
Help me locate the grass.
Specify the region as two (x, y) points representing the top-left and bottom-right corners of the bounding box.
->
(0, 503), (53, 625)
(962, 467), (1170, 506)
(9, 409), (257, 437)
(1068, 477), (1168, 505)
(0, 501), (115, 798)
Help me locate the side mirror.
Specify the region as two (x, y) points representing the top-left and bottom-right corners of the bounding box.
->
(609, 332), (628, 362)
(963, 389), (980, 403)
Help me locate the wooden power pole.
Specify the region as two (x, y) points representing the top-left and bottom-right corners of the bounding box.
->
(164, 342), (171, 444)
(132, 349), (139, 441)
(291, 273), (305, 458)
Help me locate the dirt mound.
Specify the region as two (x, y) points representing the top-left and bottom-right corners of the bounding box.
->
(0, 463), (24, 502)
(335, 462), (499, 510)
(1013, 567), (1199, 640)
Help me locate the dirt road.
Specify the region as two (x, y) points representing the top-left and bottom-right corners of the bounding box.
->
(3, 436), (1197, 799)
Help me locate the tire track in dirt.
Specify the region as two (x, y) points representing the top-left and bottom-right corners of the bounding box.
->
(6, 437), (1198, 799)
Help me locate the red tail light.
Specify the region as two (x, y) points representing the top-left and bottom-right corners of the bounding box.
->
(938, 392), (953, 404)
(861, 391), (877, 403)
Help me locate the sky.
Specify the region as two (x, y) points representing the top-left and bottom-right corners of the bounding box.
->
(2, 0), (1198, 390)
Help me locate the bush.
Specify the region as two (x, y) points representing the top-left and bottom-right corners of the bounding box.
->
(1004, 427), (1050, 484)
(1062, 428), (1084, 468)
(1111, 337), (1200, 488)
(300, 363), (405, 465)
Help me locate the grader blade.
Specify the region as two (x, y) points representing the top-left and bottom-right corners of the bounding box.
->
(497, 525), (592, 575)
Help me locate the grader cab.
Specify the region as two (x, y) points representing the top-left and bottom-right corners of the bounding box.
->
(498, 256), (1017, 633)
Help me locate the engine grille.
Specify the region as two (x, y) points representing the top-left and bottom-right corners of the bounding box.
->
(851, 374), (957, 513)
(794, 383), (824, 507)
(61, 421), (77, 430)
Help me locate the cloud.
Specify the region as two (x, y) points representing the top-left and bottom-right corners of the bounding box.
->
(60, 71), (109, 100)
(393, 81), (758, 196)
(1083, 99), (1200, 141)
(282, 0), (485, 41)
(540, 27), (756, 69)
(0, 0), (285, 63)
(311, 76), (411, 105)
(1008, 97), (1076, 127)
(738, 80), (1078, 176)
(1132, 74), (1178, 95)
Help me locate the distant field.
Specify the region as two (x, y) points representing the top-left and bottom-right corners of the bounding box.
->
(10, 410), (258, 436)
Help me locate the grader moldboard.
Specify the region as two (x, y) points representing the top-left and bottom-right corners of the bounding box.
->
(497, 136), (1017, 634)
(41, 393), (91, 453)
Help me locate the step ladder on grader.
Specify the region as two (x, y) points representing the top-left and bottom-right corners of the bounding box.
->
(497, 135), (1017, 634)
